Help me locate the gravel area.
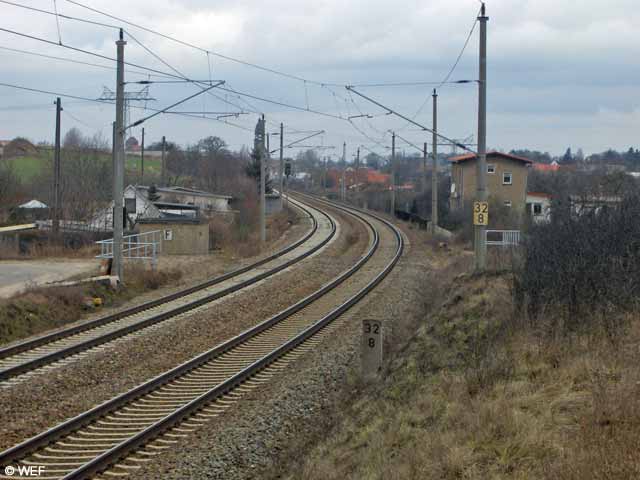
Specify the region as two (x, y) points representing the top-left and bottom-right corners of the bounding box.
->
(134, 217), (431, 480)
(0, 204), (369, 451)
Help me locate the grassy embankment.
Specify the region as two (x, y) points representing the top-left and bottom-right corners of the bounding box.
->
(6, 151), (160, 182)
(275, 239), (640, 479)
(0, 265), (182, 346)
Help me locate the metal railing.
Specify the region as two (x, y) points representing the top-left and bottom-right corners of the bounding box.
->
(96, 230), (162, 266)
(486, 229), (520, 247)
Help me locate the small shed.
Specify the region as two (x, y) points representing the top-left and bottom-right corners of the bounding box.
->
(137, 217), (209, 255)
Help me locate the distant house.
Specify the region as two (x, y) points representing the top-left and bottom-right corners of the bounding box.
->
(125, 136), (140, 152)
(135, 186), (233, 213)
(533, 160), (560, 173)
(2, 138), (37, 158)
(526, 192), (552, 223)
(570, 195), (622, 217)
(449, 151), (532, 211)
(0, 140), (10, 157)
(89, 185), (234, 232)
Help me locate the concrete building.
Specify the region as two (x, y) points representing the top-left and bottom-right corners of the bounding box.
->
(449, 151), (532, 211)
(137, 218), (209, 255)
(135, 186), (233, 214)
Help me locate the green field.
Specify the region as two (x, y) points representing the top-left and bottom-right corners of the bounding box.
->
(4, 152), (162, 183)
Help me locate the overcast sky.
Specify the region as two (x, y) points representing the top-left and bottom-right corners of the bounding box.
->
(1, 0), (639, 159)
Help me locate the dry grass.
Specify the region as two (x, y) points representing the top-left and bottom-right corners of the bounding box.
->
(0, 265), (182, 345)
(275, 247), (640, 480)
(0, 242), (99, 260)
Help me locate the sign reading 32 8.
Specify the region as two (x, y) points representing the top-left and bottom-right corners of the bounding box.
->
(473, 201), (489, 226)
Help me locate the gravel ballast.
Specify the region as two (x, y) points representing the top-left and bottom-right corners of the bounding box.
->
(134, 218), (432, 480)
(0, 204), (369, 451)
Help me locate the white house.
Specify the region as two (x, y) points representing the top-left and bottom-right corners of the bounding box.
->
(526, 192), (552, 224)
(135, 186), (233, 213)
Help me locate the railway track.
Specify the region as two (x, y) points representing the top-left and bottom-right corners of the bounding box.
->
(0, 195), (403, 480)
(0, 197), (337, 386)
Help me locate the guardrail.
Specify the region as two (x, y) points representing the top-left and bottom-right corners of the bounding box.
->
(96, 230), (162, 266)
(486, 229), (520, 247)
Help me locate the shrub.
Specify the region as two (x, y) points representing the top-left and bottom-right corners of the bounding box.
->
(514, 193), (640, 334)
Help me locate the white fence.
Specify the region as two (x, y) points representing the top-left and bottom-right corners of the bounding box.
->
(486, 230), (521, 247)
(96, 230), (162, 266)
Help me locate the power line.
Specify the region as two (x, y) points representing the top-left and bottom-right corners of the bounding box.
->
(65, 0), (346, 87)
(398, 7), (481, 131)
(0, 0), (119, 29)
(346, 86), (476, 154)
(0, 26), (185, 80)
(219, 85), (345, 120)
(0, 81), (255, 131)
(0, 45), (173, 78)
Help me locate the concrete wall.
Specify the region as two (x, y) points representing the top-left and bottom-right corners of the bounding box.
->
(266, 194), (282, 216)
(138, 221), (209, 255)
(451, 157), (529, 211)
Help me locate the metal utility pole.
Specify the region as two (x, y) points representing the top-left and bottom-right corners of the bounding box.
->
(161, 135), (166, 187)
(279, 123), (284, 208)
(391, 132), (396, 215)
(342, 141), (347, 202)
(113, 28), (126, 280)
(257, 115), (266, 244)
(52, 97), (62, 237)
(432, 89), (439, 232)
(140, 127), (145, 184)
(475, 3), (489, 271)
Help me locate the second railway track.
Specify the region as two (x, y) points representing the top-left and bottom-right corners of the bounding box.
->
(0, 197), (337, 385)
(0, 195), (404, 480)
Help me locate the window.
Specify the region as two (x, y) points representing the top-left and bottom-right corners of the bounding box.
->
(503, 172), (513, 185)
(487, 164), (496, 174)
(504, 200), (512, 208)
(533, 203), (543, 215)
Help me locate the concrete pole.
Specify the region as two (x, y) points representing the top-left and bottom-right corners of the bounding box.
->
(391, 132), (396, 216)
(342, 141), (346, 202)
(113, 29), (126, 280)
(475, 4), (489, 271)
(422, 141), (428, 192)
(322, 156), (327, 193)
(161, 135), (166, 186)
(279, 122), (284, 208)
(432, 89), (439, 232)
(52, 97), (62, 237)
(141, 127), (145, 184)
(259, 115), (266, 244)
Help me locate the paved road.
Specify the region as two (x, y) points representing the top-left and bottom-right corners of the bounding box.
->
(0, 260), (98, 298)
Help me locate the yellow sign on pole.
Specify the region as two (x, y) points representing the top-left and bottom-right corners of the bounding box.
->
(473, 201), (489, 226)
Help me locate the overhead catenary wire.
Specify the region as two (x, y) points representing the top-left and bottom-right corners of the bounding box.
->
(0, 45), (174, 78)
(65, 0), (347, 87)
(0, 26), (189, 80)
(0, 0), (120, 30)
(0, 81), (254, 131)
(398, 7), (481, 131)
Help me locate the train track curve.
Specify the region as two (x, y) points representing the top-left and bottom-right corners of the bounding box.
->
(0, 197), (337, 386)
(0, 195), (403, 480)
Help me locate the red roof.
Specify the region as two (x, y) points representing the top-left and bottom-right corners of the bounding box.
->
(533, 162), (560, 172)
(527, 192), (552, 199)
(449, 151), (533, 164)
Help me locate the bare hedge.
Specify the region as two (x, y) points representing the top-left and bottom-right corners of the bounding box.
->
(514, 194), (640, 331)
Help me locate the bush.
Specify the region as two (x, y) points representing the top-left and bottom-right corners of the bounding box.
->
(514, 193), (640, 333)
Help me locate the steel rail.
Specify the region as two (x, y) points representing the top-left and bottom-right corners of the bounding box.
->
(0, 195), (402, 479)
(0, 200), (334, 382)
